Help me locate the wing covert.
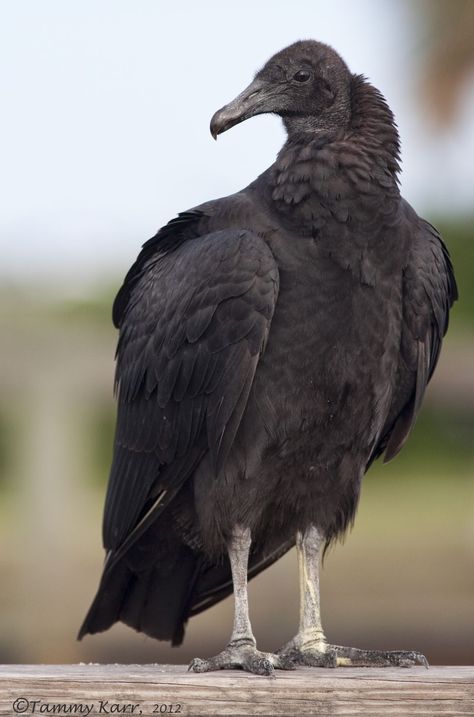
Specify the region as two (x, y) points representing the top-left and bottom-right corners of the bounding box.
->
(103, 227), (279, 556)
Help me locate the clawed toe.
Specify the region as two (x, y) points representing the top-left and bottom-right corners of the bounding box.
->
(385, 650), (429, 668)
(275, 640), (429, 669)
(188, 657), (212, 673)
(332, 645), (429, 668)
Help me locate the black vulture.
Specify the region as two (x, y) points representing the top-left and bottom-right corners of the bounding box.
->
(79, 41), (457, 674)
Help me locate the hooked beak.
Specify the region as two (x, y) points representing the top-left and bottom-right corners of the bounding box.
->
(210, 78), (268, 139)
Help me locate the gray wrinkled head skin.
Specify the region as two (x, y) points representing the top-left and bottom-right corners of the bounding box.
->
(210, 40), (352, 140)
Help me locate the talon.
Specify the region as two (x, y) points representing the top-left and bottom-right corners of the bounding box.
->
(188, 657), (208, 673)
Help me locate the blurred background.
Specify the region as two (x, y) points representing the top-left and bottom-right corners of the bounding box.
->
(0, 0), (473, 666)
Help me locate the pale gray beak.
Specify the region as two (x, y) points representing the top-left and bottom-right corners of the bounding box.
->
(210, 78), (268, 139)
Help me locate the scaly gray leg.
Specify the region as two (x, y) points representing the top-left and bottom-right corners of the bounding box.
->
(189, 525), (293, 676)
(277, 525), (428, 668)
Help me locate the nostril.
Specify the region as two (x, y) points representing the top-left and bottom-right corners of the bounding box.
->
(246, 89), (260, 101)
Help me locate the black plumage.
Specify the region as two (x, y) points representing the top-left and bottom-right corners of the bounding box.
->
(79, 41), (457, 662)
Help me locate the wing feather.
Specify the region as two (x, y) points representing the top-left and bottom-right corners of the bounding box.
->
(103, 226), (279, 558)
(374, 216), (457, 463)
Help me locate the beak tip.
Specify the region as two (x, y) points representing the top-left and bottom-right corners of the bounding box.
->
(210, 112), (222, 140)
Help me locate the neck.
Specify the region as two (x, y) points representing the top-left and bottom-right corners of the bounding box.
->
(279, 75), (400, 172)
(348, 74), (401, 178)
(269, 75), (401, 222)
(283, 97), (351, 143)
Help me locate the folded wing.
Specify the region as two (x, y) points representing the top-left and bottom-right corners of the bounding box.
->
(103, 223), (280, 566)
(371, 215), (457, 464)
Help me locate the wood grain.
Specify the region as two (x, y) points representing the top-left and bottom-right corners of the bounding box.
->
(0, 665), (473, 716)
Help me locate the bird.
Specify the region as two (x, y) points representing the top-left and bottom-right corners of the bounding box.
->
(79, 40), (457, 675)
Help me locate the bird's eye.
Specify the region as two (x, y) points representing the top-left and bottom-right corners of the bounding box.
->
(293, 70), (311, 83)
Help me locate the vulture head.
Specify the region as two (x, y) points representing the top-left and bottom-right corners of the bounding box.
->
(210, 40), (352, 140)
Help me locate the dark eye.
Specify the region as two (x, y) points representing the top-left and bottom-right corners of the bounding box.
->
(293, 69), (311, 83)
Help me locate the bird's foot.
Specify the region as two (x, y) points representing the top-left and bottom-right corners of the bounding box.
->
(278, 640), (428, 668)
(276, 638), (338, 667)
(330, 645), (429, 668)
(189, 638), (295, 676)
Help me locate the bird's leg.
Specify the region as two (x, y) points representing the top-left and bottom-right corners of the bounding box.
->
(277, 525), (428, 668)
(189, 525), (293, 676)
(276, 525), (337, 667)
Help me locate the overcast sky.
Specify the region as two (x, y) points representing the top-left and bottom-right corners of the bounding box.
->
(1, 0), (473, 288)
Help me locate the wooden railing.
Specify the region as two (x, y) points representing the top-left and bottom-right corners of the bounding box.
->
(1, 664), (473, 716)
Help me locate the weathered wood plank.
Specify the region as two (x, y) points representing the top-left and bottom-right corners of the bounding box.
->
(0, 665), (473, 716)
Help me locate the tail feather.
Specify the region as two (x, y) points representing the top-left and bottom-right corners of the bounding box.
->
(79, 518), (294, 645)
(78, 539), (201, 645)
(78, 560), (130, 640)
